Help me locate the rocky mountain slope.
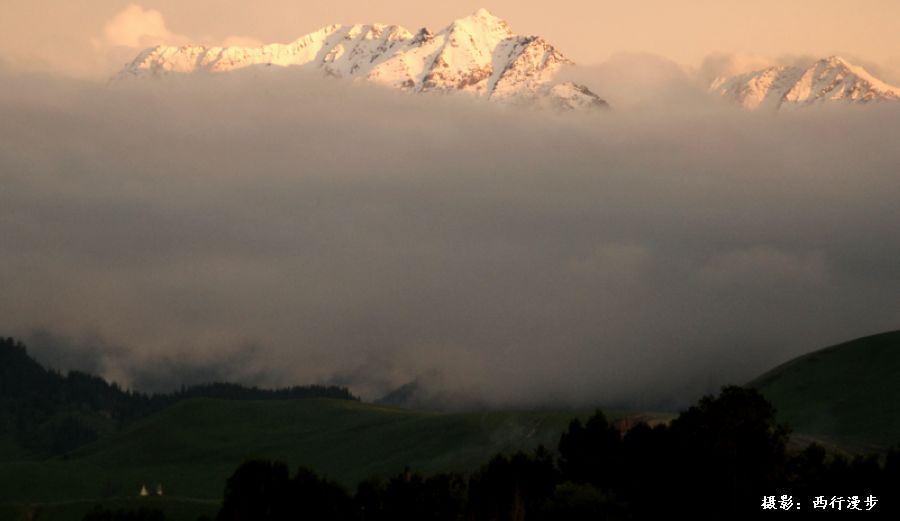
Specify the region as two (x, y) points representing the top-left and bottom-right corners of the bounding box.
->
(115, 8), (608, 110)
(711, 56), (900, 110)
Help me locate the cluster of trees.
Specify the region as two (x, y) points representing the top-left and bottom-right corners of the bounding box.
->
(166, 382), (357, 403)
(0, 337), (357, 458)
(206, 386), (897, 520)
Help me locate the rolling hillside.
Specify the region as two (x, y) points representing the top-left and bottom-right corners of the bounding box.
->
(0, 337), (357, 461)
(4, 330), (897, 519)
(749, 330), (900, 452)
(0, 398), (603, 519)
(0, 338), (604, 519)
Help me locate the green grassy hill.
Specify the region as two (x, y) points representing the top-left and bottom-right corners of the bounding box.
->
(0, 337), (357, 464)
(749, 330), (900, 453)
(0, 398), (603, 519)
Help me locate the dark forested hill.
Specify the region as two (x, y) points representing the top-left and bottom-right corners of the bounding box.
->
(749, 330), (900, 452)
(0, 337), (356, 460)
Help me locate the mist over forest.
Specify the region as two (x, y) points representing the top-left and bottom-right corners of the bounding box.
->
(2, 63), (899, 409)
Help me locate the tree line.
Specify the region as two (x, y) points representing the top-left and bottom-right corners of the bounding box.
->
(91, 386), (898, 520)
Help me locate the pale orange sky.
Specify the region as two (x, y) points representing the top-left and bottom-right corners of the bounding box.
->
(3, 0), (900, 78)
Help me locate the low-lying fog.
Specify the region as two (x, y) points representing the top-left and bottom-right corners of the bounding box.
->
(2, 61), (899, 410)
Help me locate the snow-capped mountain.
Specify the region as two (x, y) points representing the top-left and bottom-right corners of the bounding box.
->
(711, 56), (900, 110)
(115, 8), (608, 110)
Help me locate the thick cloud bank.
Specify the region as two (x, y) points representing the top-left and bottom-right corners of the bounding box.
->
(2, 68), (899, 409)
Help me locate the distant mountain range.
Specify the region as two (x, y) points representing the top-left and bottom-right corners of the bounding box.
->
(115, 10), (900, 111)
(115, 8), (608, 110)
(711, 56), (900, 109)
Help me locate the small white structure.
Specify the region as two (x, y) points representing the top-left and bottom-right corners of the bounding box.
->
(156, 483), (164, 496)
(139, 484), (149, 497)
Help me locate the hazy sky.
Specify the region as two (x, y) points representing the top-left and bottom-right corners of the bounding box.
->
(3, 1), (900, 78)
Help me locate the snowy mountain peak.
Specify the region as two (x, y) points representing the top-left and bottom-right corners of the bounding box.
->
(712, 56), (900, 110)
(474, 7), (497, 18)
(114, 11), (607, 111)
(448, 7), (513, 36)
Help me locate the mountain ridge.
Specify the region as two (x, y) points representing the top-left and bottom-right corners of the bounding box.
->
(115, 8), (609, 110)
(711, 55), (900, 109)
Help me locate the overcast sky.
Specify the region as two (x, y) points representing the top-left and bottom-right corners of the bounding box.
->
(3, 1), (900, 80)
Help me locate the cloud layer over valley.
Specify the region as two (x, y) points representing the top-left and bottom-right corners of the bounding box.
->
(2, 67), (899, 409)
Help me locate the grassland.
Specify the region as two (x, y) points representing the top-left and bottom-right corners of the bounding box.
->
(0, 497), (218, 521)
(0, 399), (609, 520)
(749, 330), (900, 453)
